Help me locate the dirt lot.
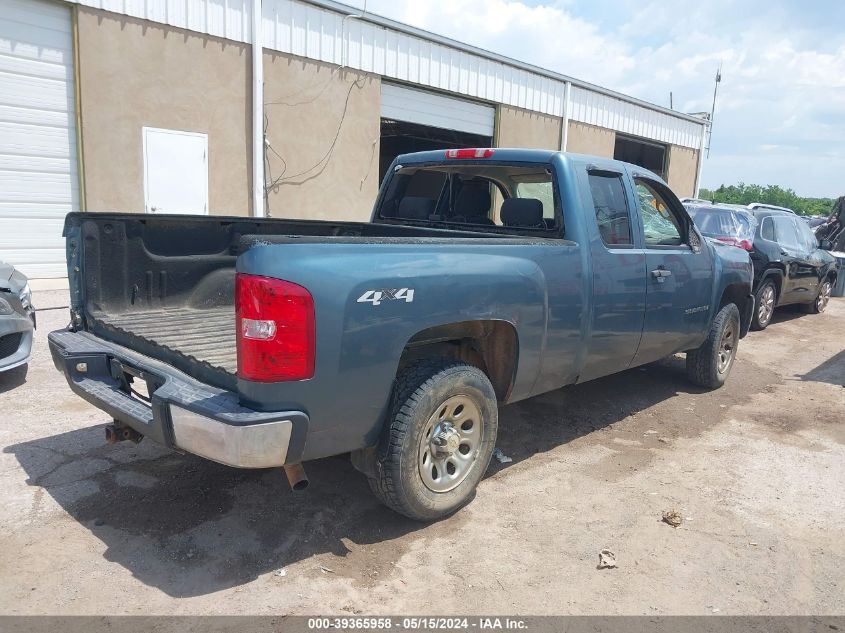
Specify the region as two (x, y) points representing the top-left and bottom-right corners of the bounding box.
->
(1, 290), (843, 615)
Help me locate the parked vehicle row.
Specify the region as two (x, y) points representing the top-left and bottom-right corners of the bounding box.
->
(48, 149), (754, 521)
(683, 201), (838, 330)
(0, 261), (35, 374)
(815, 196), (845, 252)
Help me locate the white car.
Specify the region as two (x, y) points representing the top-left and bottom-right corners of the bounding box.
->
(0, 261), (35, 373)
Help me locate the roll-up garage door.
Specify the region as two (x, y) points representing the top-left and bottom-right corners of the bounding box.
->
(0, 0), (78, 279)
(381, 83), (495, 137)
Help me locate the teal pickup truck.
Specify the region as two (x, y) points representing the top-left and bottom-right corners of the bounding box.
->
(50, 149), (753, 520)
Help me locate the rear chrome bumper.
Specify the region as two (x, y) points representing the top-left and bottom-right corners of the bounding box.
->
(49, 329), (308, 468)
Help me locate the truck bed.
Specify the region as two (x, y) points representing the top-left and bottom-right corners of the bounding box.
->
(95, 307), (237, 373)
(65, 212), (518, 390)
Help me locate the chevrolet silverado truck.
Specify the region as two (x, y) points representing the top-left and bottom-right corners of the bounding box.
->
(50, 149), (753, 520)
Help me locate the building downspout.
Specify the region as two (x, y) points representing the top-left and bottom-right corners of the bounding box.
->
(693, 119), (709, 197)
(251, 0), (265, 217)
(559, 80), (571, 152)
(71, 5), (86, 211)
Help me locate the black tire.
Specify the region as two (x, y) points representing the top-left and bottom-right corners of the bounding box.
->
(686, 303), (741, 390)
(805, 278), (833, 314)
(368, 360), (498, 521)
(750, 279), (777, 330)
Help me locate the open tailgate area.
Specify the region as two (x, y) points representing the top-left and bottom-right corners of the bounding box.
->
(65, 212), (505, 390)
(96, 307), (237, 374)
(66, 214), (249, 389)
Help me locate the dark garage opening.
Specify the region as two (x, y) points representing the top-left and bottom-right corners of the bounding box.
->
(379, 119), (493, 183)
(614, 134), (668, 180)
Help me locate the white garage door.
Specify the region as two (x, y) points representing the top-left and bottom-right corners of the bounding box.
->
(0, 0), (78, 279)
(381, 83), (495, 137)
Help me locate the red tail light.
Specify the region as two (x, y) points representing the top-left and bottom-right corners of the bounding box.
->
(716, 236), (754, 251)
(445, 148), (495, 159)
(236, 273), (315, 382)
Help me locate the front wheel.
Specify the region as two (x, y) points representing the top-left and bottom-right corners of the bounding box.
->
(368, 360), (498, 521)
(686, 303), (740, 390)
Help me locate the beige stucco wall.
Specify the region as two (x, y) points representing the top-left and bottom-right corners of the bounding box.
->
(77, 8), (251, 215)
(667, 145), (699, 197)
(566, 121), (616, 158)
(496, 106), (562, 150)
(263, 53), (380, 221)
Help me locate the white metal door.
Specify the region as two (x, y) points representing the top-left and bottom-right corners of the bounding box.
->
(381, 83), (495, 137)
(143, 127), (208, 214)
(0, 0), (79, 278)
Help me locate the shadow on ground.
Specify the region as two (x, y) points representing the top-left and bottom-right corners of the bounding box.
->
(4, 356), (754, 598)
(0, 364), (28, 395)
(769, 304), (813, 325)
(801, 349), (845, 386)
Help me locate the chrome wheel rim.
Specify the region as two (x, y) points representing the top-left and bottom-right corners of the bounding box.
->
(817, 281), (832, 312)
(717, 318), (739, 374)
(758, 285), (775, 325)
(418, 395), (483, 493)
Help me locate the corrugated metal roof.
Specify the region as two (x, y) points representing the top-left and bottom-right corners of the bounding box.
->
(69, 0), (707, 149)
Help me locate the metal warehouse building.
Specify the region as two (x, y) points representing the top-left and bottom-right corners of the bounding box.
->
(0, 0), (708, 280)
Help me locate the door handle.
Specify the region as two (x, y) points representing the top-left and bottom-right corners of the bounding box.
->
(651, 268), (672, 283)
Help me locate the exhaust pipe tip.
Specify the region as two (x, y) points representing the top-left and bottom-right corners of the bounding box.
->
(121, 426), (143, 444)
(283, 463), (309, 491)
(105, 423), (144, 445)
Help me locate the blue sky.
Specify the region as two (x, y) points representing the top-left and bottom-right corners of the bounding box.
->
(351, 0), (845, 198)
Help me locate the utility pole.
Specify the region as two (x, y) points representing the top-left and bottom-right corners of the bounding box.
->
(706, 63), (722, 158)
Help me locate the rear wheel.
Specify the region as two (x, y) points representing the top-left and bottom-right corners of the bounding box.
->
(368, 360), (498, 521)
(751, 279), (777, 330)
(686, 303), (740, 389)
(806, 279), (832, 314)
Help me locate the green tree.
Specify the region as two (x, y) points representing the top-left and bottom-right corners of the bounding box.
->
(698, 184), (834, 216)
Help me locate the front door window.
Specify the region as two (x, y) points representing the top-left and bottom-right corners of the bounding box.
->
(635, 180), (683, 247)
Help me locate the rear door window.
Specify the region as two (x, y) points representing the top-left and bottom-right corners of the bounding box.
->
(588, 172), (632, 246)
(773, 216), (801, 251)
(761, 217), (775, 241)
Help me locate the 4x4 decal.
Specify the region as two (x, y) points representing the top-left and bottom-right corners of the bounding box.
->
(357, 288), (415, 306)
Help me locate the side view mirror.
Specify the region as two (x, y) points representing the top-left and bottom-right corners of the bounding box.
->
(820, 239), (832, 251)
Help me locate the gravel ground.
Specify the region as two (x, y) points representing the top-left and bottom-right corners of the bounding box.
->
(0, 290), (843, 615)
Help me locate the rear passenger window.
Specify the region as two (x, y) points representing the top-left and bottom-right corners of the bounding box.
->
(773, 216), (801, 251)
(588, 172), (632, 246)
(761, 217), (775, 241)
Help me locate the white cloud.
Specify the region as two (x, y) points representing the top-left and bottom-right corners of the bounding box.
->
(353, 0), (844, 197)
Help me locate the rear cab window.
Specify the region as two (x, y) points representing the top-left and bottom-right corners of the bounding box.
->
(378, 163), (561, 234)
